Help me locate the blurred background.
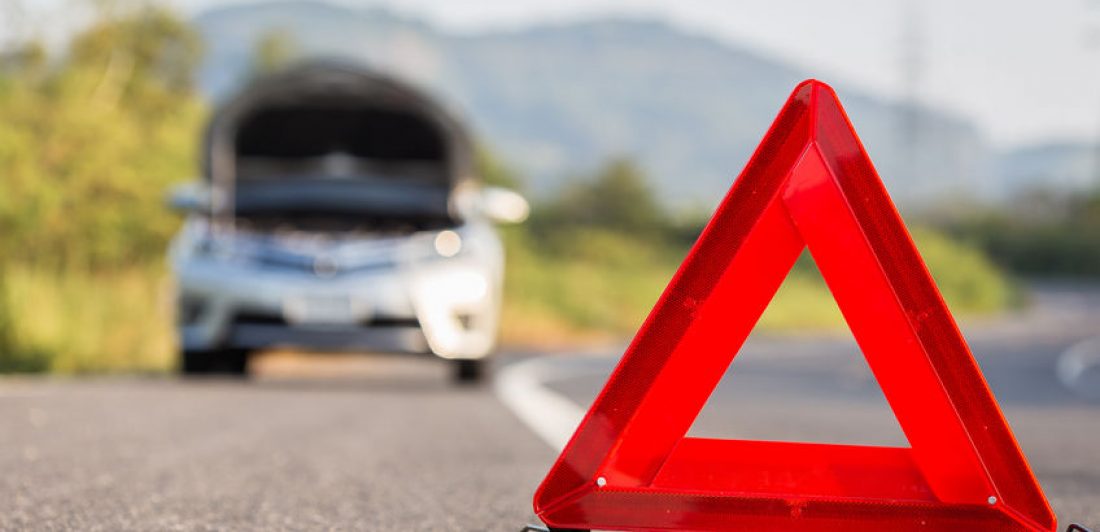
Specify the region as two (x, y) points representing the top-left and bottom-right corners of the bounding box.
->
(0, 0), (1097, 371)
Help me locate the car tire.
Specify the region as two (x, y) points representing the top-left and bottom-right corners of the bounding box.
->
(180, 349), (213, 375)
(216, 348), (251, 376)
(452, 359), (486, 384)
(180, 348), (250, 377)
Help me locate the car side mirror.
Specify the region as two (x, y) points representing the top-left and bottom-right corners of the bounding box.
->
(480, 187), (529, 224)
(167, 182), (209, 214)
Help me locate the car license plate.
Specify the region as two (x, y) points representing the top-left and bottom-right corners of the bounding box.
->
(284, 294), (362, 325)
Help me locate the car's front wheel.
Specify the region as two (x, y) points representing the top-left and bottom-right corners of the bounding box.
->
(180, 348), (250, 377)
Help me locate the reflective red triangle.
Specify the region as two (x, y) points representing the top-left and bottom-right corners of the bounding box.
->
(533, 80), (1055, 531)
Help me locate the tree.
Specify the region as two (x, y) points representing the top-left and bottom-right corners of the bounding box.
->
(0, 4), (204, 270)
(536, 157), (668, 235)
(0, 266), (16, 368)
(250, 28), (298, 77)
(476, 147), (524, 190)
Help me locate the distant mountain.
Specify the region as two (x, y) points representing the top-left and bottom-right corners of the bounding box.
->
(195, 1), (994, 207)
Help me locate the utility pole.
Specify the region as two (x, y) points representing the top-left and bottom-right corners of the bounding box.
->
(899, 0), (924, 188)
(1089, 1), (1100, 189)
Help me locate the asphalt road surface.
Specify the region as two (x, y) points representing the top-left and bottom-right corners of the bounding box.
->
(2, 283), (1099, 530)
(0, 362), (554, 531)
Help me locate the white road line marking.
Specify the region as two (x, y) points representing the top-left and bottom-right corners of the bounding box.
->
(494, 357), (593, 451)
(1057, 337), (1100, 400)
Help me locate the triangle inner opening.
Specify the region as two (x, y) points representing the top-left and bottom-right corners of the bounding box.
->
(686, 250), (909, 448)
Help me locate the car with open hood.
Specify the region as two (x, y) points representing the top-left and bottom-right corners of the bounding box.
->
(168, 60), (528, 383)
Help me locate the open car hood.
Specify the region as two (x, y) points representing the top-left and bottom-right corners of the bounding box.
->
(202, 60), (476, 227)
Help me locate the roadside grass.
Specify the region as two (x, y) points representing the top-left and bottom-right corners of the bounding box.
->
(0, 265), (175, 373)
(0, 226), (1016, 373)
(499, 226), (1019, 347)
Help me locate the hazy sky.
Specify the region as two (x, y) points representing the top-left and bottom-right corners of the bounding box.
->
(6, 0), (1100, 149)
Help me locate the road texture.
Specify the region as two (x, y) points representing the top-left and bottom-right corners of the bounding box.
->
(1, 283), (1098, 530)
(0, 360), (554, 531)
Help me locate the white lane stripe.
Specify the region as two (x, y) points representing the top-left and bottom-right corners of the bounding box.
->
(1057, 336), (1100, 400)
(494, 357), (590, 451)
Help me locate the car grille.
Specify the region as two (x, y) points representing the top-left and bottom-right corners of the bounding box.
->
(255, 253), (397, 276)
(233, 311), (418, 328)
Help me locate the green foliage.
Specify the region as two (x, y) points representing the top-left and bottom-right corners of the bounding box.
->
(2, 266), (173, 373)
(476, 147), (525, 190)
(0, 263), (50, 372)
(501, 226), (682, 338)
(0, 5), (202, 372)
(499, 157), (1019, 345)
(0, 5), (204, 271)
(755, 267), (843, 331)
(531, 158), (670, 237)
(948, 191), (1100, 277)
(910, 228), (1019, 313)
(249, 28), (299, 77)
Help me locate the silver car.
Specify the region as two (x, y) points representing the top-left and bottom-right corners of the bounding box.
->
(168, 61), (527, 383)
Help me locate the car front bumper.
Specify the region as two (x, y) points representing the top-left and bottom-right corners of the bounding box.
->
(174, 257), (498, 359)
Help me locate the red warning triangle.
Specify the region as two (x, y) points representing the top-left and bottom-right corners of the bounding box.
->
(533, 80), (1055, 531)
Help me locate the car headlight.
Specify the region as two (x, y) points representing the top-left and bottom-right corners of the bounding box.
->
(433, 230), (463, 258)
(418, 270), (489, 305)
